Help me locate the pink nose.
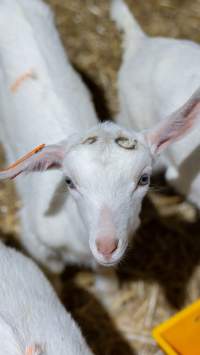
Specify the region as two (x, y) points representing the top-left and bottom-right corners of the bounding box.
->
(96, 237), (118, 258)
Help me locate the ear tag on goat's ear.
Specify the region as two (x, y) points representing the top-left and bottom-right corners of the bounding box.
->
(0, 144), (46, 172)
(115, 136), (138, 150)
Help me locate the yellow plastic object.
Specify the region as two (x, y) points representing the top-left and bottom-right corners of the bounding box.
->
(152, 299), (200, 355)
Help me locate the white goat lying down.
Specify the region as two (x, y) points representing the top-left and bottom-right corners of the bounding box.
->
(111, 0), (200, 209)
(0, 0), (200, 274)
(0, 243), (93, 355)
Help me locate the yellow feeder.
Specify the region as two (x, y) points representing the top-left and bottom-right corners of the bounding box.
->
(152, 299), (200, 354)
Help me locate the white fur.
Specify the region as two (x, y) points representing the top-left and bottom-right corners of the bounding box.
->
(0, 243), (93, 355)
(111, 0), (200, 207)
(0, 0), (97, 271)
(1, 0), (197, 273)
(0, 0), (152, 270)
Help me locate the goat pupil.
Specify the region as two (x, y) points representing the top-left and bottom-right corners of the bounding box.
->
(139, 174), (149, 186)
(65, 178), (74, 189)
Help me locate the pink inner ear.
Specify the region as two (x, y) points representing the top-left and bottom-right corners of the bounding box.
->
(148, 98), (200, 154)
(0, 142), (65, 181)
(183, 99), (200, 129)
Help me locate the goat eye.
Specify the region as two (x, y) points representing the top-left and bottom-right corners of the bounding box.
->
(65, 177), (75, 189)
(138, 173), (150, 186)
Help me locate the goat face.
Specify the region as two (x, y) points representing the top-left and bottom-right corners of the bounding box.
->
(2, 84), (200, 266)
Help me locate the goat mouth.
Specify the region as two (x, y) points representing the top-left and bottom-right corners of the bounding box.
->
(95, 256), (122, 267)
(98, 261), (118, 267)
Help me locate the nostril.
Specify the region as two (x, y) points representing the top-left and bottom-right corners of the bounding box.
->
(96, 238), (118, 257)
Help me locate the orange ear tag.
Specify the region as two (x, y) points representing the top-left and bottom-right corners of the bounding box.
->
(10, 69), (37, 93)
(152, 298), (200, 355)
(25, 344), (44, 355)
(0, 144), (46, 172)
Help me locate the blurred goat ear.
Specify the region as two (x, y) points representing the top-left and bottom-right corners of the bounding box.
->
(0, 143), (66, 180)
(146, 87), (200, 155)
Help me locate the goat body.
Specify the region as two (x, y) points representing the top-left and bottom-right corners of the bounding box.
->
(112, 0), (200, 208)
(0, 0), (153, 271)
(1, 0), (200, 273)
(0, 0), (98, 271)
(0, 243), (93, 355)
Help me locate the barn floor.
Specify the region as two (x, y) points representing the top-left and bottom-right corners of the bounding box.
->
(1, 1), (200, 354)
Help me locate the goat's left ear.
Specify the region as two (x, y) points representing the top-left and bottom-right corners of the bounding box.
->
(146, 87), (200, 155)
(0, 143), (66, 180)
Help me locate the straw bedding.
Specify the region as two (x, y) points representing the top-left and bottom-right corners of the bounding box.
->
(1, 1), (200, 353)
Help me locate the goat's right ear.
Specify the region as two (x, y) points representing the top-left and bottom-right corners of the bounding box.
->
(146, 87), (200, 155)
(0, 143), (66, 180)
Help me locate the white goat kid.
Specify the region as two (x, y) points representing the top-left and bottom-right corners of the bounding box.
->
(111, 0), (200, 208)
(0, 0), (97, 271)
(1, 0), (200, 275)
(0, 0), (144, 272)
(0, 243), (93, 355)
